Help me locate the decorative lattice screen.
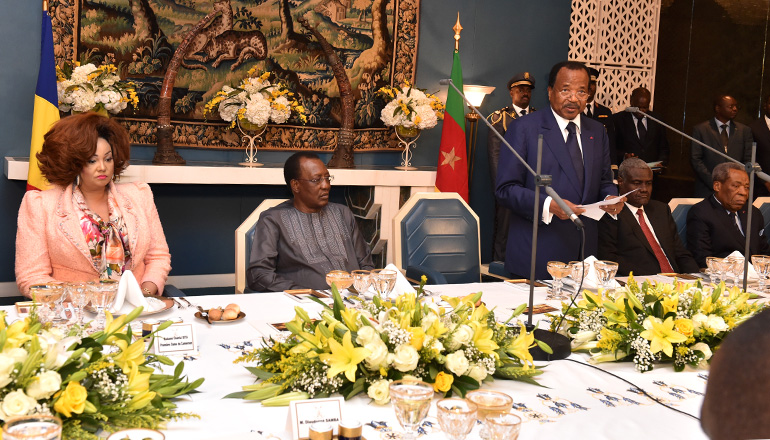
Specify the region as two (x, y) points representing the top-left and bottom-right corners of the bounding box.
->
(569, 0), (661, 112)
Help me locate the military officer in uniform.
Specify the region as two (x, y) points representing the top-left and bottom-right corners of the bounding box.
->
(487, 72), (536, 262)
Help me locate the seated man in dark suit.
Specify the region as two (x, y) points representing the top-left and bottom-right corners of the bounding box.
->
(598, 158), (698, 276)
(686, 162), (770, 268)
(701, 309), (770, 440)
(612, 87), (669, 165)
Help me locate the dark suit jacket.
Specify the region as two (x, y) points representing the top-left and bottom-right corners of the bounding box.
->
(686, 195), (770, 268)
(495, 109), (617, 279)
(690, 119), (753, 197)
(598, 200), (699, 276)
(588, 102), (617, 165)
(612, 111), (670, 164)
(750, 117), (770, 198)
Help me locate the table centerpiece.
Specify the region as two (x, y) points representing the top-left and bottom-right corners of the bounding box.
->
(552, 275), (766, 372)
(377, 82), (444, 170)
(228, 279), (546, 406)
(56, 62), (138, 116)
(203, 69), (307, 167)
(0, 307), (203, 439)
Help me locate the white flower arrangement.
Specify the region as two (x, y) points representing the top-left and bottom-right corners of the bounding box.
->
(377, 82), (444, 130)
(56, 63), (138, 115)
(203, 70), (306, 129)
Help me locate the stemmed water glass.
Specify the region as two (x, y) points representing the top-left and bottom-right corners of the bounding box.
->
(372, 269), (397, 299)
(88, 280), (118, 331)
(545, 261), (571, 300)
(569, 261), (589, 292)
(2, 414), (62, 440)
(351, 270), (371, 297)
(388, 379), (434, 440)
(436, 398), (478, 440)
(484, 411), (522, 440)
(29, 284), (64, 324)
(727, 256), (744, 288)
(67, 282), (90, 327)
(325, 270), (353, 292)
(751, 255), (770, 293)
(465, 390), (514, 440)
(706, 257), (729, 286)
(595, 260), (619, 293)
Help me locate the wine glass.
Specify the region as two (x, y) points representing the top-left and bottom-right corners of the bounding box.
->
(726, 256), (744, 288)
(88, 280), (118, 331)
(3, 414), (62, 440)
(751, 255), (770, 293)
(484, 411), (522, 440)
(388, 379), (434, 440)
(372, 269), (397, 299)
(465, 390), (513, 440)
(67, 282), (90, 327)
(29, 284), (64, 324)
(705, 256), (723, 285)
(325, 270), (353, 292)
(436, 398), (478, 440)
(351, 270), (371, 297)
(594, 260), (619, 293)
(569, 261), (589, 291)
(545, 261), (571, 300)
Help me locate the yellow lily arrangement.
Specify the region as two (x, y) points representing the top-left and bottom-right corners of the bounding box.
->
(554, 275), (765, 372)
(0, 307), (203, 439)
(232, 281), (543, 406)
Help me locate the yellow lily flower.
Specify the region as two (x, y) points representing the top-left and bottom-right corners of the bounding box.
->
(128, 390), (156, 410)
(319, 331), (370, 382)
(408, 327), (425, 351)
(425, 317), (449, 338)
(661, 293), (679, 315)
(469, 322), (498, 355)
(340, 308), (360, 332)
(112, 339), (147, 373)
(507, 323), (535, 368)
(640, 316), (688, 357)
(5, 318), (31, 349)
(126, 363), (151, 396)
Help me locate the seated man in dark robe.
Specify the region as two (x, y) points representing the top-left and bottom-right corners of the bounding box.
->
(246, 152), (374, 292)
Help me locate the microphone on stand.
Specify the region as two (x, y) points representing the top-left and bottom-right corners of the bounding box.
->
(440, 77), (573, 361)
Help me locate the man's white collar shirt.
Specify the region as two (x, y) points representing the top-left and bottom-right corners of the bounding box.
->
(512, 103), (530, 117)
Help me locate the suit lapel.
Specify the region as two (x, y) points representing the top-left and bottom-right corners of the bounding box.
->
(542, 111), (582, 190)
(113, 185), (140, 268)
(626, 206), (655, 255)
(708, 119), (723, 152)
(580, 115), (597, 201)
(55, 187), (96, 269)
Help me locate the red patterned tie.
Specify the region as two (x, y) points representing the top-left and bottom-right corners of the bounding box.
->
(637, 208), (675, 273)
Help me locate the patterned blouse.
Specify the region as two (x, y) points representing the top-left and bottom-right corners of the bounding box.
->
(73, 185), (132, 280)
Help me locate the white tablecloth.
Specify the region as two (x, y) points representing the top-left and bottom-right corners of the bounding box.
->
(3, 282), (718, 440)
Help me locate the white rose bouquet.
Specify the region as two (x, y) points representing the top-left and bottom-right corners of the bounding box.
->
(203, 69), (307, 129)
(0, 307), (203, 439)
(229, 278), (544, 406)
(377, 82), (444, 131)
(554, 275), (765, 372)
(56, 62), (138, 115)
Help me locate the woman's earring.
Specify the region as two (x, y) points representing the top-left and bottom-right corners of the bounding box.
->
(75, 175), (80, 186)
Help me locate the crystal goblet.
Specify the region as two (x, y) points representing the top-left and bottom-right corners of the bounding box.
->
(67, 282), (90, 327)
(484, 411), (522, 440)
(29, 284), (64, 325)
(545, 261), (571, 300)
(3, 414), (62, 440)
(465, 390), (513, 440)
(372, 269), (398, 299)
(726, 256), (744, 288)
(351, 270), (371, 297)
(88, 280), (118, 331)
(325, 270), (353, 292)
(751, 255), (770, 293)
(436, 398), (478, 440)
(389, 379), (434, 440)
(594, 260), (619, 293)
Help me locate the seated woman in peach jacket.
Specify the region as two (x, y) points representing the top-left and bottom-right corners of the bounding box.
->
(15, 112), (171, 298)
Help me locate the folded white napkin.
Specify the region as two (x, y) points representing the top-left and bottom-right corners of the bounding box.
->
(564, 255), (621, 290)
(725, 251), (758, 281)
(111, 270), (150, 314)
(386, 263), (417, 296)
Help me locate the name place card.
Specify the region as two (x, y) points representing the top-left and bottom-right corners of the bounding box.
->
(288, 396), (344, 440)
(153, 323), (197, 356)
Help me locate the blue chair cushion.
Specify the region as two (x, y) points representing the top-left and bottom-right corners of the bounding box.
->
(488, 261), (513, 278)
(406, 265), (448, 285)
(400, 198), (480, 284)
(671, 204), (694, 248)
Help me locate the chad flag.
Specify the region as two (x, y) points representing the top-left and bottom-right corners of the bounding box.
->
(435, 49), (468, 202)
(27, 9), (60, 191)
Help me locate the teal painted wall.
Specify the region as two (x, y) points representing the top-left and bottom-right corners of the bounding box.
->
(0, 0), (570, 282)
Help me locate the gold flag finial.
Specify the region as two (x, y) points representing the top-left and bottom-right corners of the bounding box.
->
(43, 0), (48, 11)
(453, 13), (462, 51)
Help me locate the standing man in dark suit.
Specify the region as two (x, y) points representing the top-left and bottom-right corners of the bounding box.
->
(686, 162), (770, 268)
(496, 61), (624, 279)
(691, 95), (753, 197)
(584, 67), (616, 164)
(487, 72), (536, 262)
(750, 94), (770, 197)
(598, 158), (698, 276)
(613, 87), (669, 165)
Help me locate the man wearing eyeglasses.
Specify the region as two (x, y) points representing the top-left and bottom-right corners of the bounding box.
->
(247, 152), (374, 292)
(496, 61), (624, 279)
(691, 94), (753, 197)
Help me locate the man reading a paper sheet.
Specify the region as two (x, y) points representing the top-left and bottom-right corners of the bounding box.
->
(495, 61), (624, 279)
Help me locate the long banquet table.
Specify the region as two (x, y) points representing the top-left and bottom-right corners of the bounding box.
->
(4, 281), (725, 440)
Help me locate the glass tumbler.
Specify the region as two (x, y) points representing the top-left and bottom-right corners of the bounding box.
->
(436, 398), (478, 440)
(3, 415), (62, 440)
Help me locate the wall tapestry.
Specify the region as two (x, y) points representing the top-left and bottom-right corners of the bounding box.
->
(48, 0), (420, 151)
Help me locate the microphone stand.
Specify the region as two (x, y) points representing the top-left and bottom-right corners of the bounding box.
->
(442, 78), (575, 360)
(625, 107), (768, 290)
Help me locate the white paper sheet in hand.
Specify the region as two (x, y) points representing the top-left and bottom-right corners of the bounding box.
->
(578, 189), (638, 221)
(111, 270), (151, 314)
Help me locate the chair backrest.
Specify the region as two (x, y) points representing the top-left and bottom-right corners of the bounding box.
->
(234, 199), (288, 294)
(668, 198), (702, 248)
(393, 192), (481, 284)
(753, 197), (770, 234)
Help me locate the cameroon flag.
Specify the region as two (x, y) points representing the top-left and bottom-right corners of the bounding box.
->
(435, 50), (468, 202)
(27, 9), (60, 191)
